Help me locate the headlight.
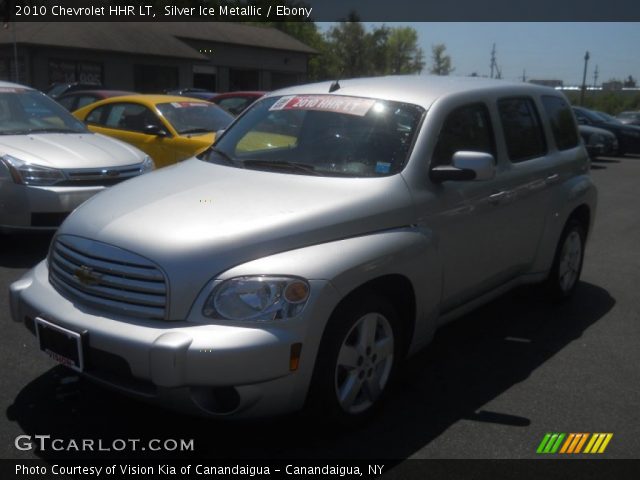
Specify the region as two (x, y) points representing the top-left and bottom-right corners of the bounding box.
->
(140, 155), (155, 174)
(0, 154), (65, 186)
(203, 276), (310, 322)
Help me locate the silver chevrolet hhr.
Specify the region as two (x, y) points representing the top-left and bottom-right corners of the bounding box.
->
(0, 81), (153, 231)
(10, 76), (597, 422)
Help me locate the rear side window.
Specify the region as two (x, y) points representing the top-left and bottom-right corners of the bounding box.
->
(432, 103), (495, 167)
(86, 105), (107, 124)
(498, 97), (547, 162)
(541, 96), (579, 150)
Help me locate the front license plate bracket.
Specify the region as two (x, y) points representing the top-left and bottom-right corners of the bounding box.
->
(35, 317), (86, 372)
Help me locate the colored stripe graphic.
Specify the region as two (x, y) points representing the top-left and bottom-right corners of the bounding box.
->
(584, 433), (614, 454)
(536, 433), (552, 453)
(574, 433), (589, 453)
(559, 433), (575, 454)
(538, 433), (613, 454)
(567, 433), (583, 453)
(537, 433), (565, 454)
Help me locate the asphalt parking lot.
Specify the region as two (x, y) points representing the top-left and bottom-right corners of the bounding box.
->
(1, 155), (639, 466)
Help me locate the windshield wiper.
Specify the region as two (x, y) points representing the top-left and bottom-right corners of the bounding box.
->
(26, 128), (82, 134)
(242, 160), (321, 176)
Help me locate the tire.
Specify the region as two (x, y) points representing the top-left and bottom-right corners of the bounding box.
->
(306, 293), (400, 425)
(546, 219), (586, 300)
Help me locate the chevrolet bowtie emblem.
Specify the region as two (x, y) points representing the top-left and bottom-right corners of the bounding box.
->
(74, 265), (102, 286)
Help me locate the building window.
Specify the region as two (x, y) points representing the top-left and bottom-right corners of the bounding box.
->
(271, 72), (298, 90)
(229, 69), (259, 91)
(48, 59), (102, 85)
(134, 65), (178, 93)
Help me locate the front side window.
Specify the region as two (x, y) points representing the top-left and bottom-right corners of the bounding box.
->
(0, 88), (87, 135)
(498, 97), (547, 162)
(432, 103), (495, 167)
(541, 95), (579, 151)
(89, 103), (161, 133)
(202, 94), (424, 178)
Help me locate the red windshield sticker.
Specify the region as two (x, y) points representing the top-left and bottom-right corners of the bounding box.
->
(269, 95), (376, 116)
(170, 102), (207, 108)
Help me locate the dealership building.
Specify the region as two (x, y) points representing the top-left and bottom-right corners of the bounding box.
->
(0, 22), (315, 92)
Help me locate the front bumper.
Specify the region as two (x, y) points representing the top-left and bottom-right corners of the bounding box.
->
(10, 261), (337, 418)
(0, 182), (105, 230)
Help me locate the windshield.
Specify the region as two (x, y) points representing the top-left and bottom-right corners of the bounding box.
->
(0, 88), (89, 135)
(200, 94), (424, 177)
(156, 101), (233, 135)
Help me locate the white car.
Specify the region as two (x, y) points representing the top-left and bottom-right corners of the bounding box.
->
(0, 81), (153, 231)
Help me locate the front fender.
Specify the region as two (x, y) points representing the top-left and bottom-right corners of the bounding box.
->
(189, 227), (442, 354)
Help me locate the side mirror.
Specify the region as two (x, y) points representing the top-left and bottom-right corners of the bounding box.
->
(143, 124), (168, 137)
(430, 151), (496, 183)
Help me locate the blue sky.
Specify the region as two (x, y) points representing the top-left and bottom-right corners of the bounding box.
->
(320, 23), (640, 85)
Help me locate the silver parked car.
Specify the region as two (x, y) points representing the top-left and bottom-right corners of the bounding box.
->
(0, 81), (153, 230)
(10, 76), (597, 422)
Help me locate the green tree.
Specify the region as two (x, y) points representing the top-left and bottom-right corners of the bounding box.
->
(325, 16), (375, 78)
(324, 16), (424, 79)
(430, 43), (454, 76)
(385, 27), (425, 74)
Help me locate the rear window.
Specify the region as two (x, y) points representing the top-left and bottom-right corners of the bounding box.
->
(498, 97), (547, 162)
(156, 102), (233, 135)
(541, 95), (579, 151)
(203, 94), (424, 178)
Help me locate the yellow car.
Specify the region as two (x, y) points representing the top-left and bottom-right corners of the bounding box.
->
(73, 95), (233, 168)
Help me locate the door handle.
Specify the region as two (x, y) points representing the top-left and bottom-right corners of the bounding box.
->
(546, 173), (560, 184)
(488, 191), (506, 205)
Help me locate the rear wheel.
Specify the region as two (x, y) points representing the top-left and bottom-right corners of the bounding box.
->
(547, 219), (586, 299)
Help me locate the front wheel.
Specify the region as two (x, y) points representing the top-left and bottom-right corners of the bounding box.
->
(546, 219), (586, 299)
(306, 294), (400, 425)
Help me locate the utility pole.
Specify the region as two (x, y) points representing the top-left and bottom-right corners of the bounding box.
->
(593, 65), (599, 89)
(522, 69), (527, 82)
(490, 43), (497, 79)
(580, 51), (590, 106)
(12, 22), (19, 83)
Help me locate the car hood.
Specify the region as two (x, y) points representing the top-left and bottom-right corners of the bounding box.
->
(0, 132), (146, 169)
(579, 125), (615, 138)
(58, 158), (415, 319)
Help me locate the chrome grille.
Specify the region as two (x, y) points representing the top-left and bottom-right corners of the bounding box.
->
(49, 235), (168, 320)
(58, 164), (143, 186)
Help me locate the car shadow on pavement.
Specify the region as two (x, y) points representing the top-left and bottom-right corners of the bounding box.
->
(6, 281), (614, 461)
(591, 157), (621, 164)
(0, 233), (53, 269)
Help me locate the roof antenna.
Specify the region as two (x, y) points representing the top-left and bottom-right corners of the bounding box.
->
(329, 79), (340, 93)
